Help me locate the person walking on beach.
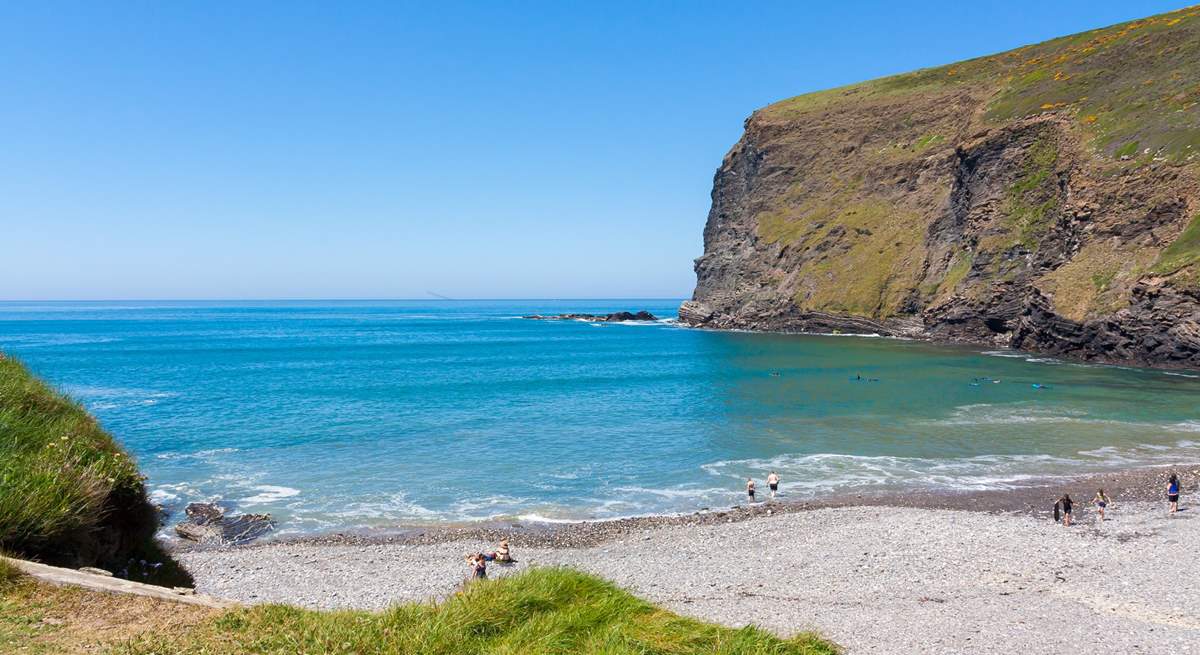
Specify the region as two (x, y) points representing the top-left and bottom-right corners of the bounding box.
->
(1092, 489), (1110, 523)
(767, 471), (780, 499)
(1167, 474), (1181, 513)
(746, 478), (756, 503)
(1057, 494), (1073, 527)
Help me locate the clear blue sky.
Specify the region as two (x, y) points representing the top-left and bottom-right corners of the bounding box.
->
(0, 1), (1185, 300)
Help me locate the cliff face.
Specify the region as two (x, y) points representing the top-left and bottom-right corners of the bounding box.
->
(682, 8), (1200, 369)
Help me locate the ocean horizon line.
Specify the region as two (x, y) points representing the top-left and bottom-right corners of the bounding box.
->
(0, 297), (689, 304)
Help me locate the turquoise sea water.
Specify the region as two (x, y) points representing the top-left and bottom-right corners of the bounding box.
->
(2, 299), (1198, 535)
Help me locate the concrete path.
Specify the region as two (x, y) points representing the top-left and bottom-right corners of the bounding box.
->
(4, 556), (237, 609)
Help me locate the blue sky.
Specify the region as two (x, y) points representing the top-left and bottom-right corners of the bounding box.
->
(0, 1), (1185, 300)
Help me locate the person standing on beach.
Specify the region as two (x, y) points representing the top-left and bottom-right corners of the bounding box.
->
(1167, 474), (1181, 513)
(1058, 494), (1073, 527)
(746, 478), (756, 503)
(767, 471), (780, 499)
(1092, 489), (1110, 523)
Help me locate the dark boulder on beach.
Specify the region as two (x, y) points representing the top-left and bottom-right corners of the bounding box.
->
(523, 311), (658, 322)
(175, 502), (275, 545)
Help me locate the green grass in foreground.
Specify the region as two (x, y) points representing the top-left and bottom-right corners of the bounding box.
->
(0, 354), (187, 585)
(116, 568), (837, 655)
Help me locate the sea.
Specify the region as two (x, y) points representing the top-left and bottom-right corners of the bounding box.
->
(2, 299), (1198, 535)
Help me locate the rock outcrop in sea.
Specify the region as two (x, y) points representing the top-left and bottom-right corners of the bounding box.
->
(174, 503), (275, 546)
(681, 7), (1200, 369)
(524, 311), (657, 322)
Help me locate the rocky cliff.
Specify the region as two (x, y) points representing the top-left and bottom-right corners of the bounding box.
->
(682, 7), (1200, 369)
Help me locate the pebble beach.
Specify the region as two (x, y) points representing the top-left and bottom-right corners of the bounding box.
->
(178, 466), (1200, 654)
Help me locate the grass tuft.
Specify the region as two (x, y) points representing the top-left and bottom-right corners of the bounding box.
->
(0, 557), (22, 591)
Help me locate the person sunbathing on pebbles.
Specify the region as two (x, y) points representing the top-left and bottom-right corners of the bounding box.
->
(464, 540), (518, 582)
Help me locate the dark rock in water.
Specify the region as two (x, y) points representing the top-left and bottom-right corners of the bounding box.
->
(184, 502), (224, 525)
(175, 502), (274, 545)
(523, 311), (658, 322)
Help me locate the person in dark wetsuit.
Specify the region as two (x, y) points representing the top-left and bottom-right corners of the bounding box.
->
(1167, 474), (1181, 513)
(1058, 494), (1074, 527)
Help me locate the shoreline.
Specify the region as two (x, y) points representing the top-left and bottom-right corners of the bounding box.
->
(177, 462), (1200, 653)
(169, 463), (1197, 552)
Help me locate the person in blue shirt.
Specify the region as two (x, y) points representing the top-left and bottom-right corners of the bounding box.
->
(1167, 474), (1181, 514)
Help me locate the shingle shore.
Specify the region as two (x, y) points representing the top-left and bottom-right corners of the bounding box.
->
(178, 466), (1199, 654)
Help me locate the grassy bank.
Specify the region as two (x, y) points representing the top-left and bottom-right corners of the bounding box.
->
(0, 557), (20, 590)
(1, 567), (837, 654)
(0, 354), (187, 585)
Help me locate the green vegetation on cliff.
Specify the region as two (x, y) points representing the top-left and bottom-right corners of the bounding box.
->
(766, 6), (1200, 162)
(0, 354), (186, 585)
(1, 567), (838, 655)
(1153, 213), (1200, 276)
(1005, 135), (1060, 249)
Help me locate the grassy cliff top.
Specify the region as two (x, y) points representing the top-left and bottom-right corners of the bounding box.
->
(0, 354), (185, 584)
(763, 5), (1200, 162)
(1, 567), (838, 655)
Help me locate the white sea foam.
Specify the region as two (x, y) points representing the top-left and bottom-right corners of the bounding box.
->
(325, 492), (441, 521)
(149, 488), (179, 503)
(241, 485), (301, 504)
(1164, 371), (1200, 378)
(610, 485), (731, 500)
(156, 447), (240, 461)
(981, 350), (1026, 358)
(447, 495), (533, 520)
(148, 481), (215, 508)
(63, 385), (179, 410)
(921, 403), (1099, 427)
(699, 441), (1200, 494)
(515, 513), (583, 524)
